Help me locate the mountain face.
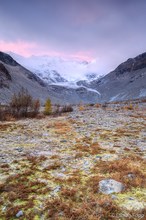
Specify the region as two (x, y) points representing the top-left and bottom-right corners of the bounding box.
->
(36, 69), (68, 84)
(87, 52), (146, 102)
(1, 51), (146, 105)
(8, 52), (99, 82)
(0, 52), (100, 104)
(0, 52), (50, 104)
(0, 52), (18, 66)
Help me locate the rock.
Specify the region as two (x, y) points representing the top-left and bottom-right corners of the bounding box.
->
(99, 179), (124, 194)
(120, 200), (145, 211)
(16, 210), (23, 218)
(111, 195), (117, 200)
(61, 167), (66, 172)
(60, 140), (67, 143)
(53, 186), (61, 193)
(50, 185), (62, 197)
(128, 197), (135, 200)
(43, 133), (49, 136)
(15, 148), (23, 152)
(101, 154), (118, 161)
(2, 206), (6, 212)
(53, 172), (67, 179)
(95, 155), (102, 160)
(127, 173), (135, 179)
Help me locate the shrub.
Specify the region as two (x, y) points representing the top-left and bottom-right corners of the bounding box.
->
(31, 99), (40, 116)
(53, 104), (61, 116)
(0, 89), (40, 120)
(0, 105), (5, 121)
(0, 104), (11, 121)
(61, 105), (73, 113)
(94, 103), (101, 108)
(102, 103), (108, 109)
(52, 104), (73, 116)
(10, 88), (33, 117)
(9, 88), (40, 118)
(44, 98), (52, 115)
(79, 105), (85, 111)
(125, 103), (134, 110)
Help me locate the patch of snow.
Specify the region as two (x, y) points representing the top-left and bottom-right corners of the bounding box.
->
(85, 87), (101, 95)
(110, 94), (121, 101)
(50, 81), (100, 95)
(139, 89), (146, 97)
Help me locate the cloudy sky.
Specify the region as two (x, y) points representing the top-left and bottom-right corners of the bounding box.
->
(0, 0), (146, 74)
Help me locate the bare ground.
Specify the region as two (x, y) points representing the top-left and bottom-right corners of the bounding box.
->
(0, 102), (146, 219)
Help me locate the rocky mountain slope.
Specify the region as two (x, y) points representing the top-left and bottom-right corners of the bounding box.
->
(86, 52), (146, 102)
(9, 51), (146, 103)
(1, 51), (146, 104)
(0, 52), (50, 104)
(8, 52), (99, 82)
(0, 52), (100, 104)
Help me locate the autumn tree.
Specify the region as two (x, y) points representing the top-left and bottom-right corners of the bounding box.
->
(10, 88), (40, 117)
(44, 98), (52, 115)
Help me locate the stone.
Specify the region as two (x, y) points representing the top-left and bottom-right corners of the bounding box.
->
(127, 173), (135, 179)
(101, 154), (118, 161)
(53, 186), (61, 193)
(2, 206), (6, 212)
(120, 200), (145, 211)
(60, 140), (67, 143)
(128, 197), (135, 200)
(61, 167), (66, 172)
(95, 155), (102, 159)
(15, 148), (23, 152)
(16, 210), (23, 218)
(99, 179), (124, 194)
(111, 195), (117, 200)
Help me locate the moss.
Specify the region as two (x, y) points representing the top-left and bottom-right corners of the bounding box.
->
(0, 103), (146, 219)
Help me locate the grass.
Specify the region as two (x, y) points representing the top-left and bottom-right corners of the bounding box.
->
(91, 157), (146, 189)
(0, 101), (146, 219)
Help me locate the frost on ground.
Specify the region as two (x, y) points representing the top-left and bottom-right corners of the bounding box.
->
(0, 101), (146, 219)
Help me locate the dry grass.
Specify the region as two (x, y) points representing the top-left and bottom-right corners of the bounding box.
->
(0, 100), (146, 219)
(44, 161), (62, 171)
(74, 142), (104, 155)
(53, 121), (72, 134)
(61, 187), (78, 200)
(0, 123), (13, 131)
(92, 157), (146, 189)
(44, 194), (121, 220)
(50, 154), (61, 159)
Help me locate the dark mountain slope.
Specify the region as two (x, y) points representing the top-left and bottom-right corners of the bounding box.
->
(0, 52), (50, 103)
(0, 52), (100, 104)
(87, 52), (146, 102)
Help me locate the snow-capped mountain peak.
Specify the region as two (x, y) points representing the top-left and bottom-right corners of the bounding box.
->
(8, 52), (100, 83)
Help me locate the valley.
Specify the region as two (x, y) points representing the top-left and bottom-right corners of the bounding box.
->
(0, 101), (146, 219)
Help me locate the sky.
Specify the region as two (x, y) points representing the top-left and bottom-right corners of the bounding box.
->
(0, 0), (146, 75)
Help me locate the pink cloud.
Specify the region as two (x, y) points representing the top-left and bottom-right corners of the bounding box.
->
(64, 51), (93, 61)
(0, 40), (37, 57)
(0, 40), (94, 61)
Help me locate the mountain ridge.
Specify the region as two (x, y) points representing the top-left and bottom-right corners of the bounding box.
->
(0, 51), (100, 104)
(1, 51), (146, 104)
(87, 52), (146, 102)
(8, 52), (100, 83)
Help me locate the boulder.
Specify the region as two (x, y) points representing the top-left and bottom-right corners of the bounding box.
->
(99, 179), (124, 194)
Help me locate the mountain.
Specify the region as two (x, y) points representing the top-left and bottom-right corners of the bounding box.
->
(87, 52), (146, 102)
(36, 70), (68, 84)
(8, 52), (99, 83)
(1, 51), (146, 105)
(0, 52), (50, 104)
(0, 52), (100, 104)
